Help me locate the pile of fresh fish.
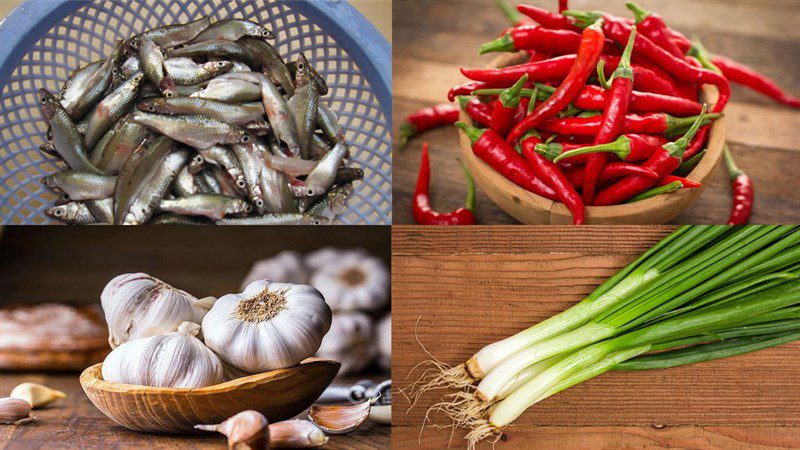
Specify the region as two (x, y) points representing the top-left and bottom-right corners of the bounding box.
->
(37, 17), (362, 225)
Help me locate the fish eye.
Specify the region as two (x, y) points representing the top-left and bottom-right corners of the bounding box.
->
(54, 209), (64, 217)
(40, 96), (47, 103)
(193, 155), (203, 164)
(216, 61), (225, 68)
(236, 179), (246, 188)
(298, 62), (305, 71)
(306, 188), (314, 196)
(165, 91), (174, 98)
(244, 204), (253, 213)
(241, 135), (250, 143)
(255, 199), (264, 207)
(147, 105), (155, 111)
(313, 220), (321, 225)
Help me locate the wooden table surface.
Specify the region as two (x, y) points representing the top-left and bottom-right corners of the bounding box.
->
(0, 372), (389, 449)
(391, 226), (800, 449)
(392, 0), (800, 224)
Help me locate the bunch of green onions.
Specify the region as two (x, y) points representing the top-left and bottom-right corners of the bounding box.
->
(407, 226), (800, 449)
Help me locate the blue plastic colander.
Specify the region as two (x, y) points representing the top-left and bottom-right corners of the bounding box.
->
(0, 0), (391, 224)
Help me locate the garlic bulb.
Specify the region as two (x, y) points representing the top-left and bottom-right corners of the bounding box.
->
(101, 273), (214, 348)
(309, 250), (389, 311)
(202, 280), (332, 373)
(241, 251), (309, 289)
(376, 314), (391, 371)
(304, 247), (367, 271)
(102, 322), (223, 388)
(316, 312), (375, 376)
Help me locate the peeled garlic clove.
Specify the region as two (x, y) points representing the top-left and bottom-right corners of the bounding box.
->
(369, 404), (391, 425)
(195, 410), (269, 450)
(308, 401), (371, 435)
(10, 382), (66, 408)
(269, 420), (328, 448)
(0, 397), (34, 424)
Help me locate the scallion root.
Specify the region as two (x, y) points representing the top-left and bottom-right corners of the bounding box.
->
(426, 390), (492, 430)
(465, 420), (503, 450)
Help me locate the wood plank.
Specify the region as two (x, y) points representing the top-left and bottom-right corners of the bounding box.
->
(393, 425), (800, 449)
(0, 372), (389, 449)
(391, 226), (800, 448)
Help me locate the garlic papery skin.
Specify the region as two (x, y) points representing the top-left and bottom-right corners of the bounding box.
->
(241, 251), (309, 289)
(0, 397), (34, 424)
(269, 420), (328, 448)
(309, 251), (389, 312)
(202, 280), (332, 373)
(376, 314), (391, 372)
(101, 322), (223, 388)
(101, 273), (214, 348)
(316, 312), (375, 376)
(195, 410), (269, 450)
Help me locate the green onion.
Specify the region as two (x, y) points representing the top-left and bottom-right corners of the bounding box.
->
(412, 226), (800, 448)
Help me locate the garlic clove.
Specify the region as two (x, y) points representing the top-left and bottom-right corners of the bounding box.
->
(269, 420), (328, 448)
(195, 410), (269, 450)
(307, 401), (371, 435)
(10, 382), (66, 408)
(194, 296), (217, 310)
(0, 397), (34, 424)
(368, 404), (391, 425)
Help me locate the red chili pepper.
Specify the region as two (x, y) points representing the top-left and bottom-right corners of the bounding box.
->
(413, 142), (476, 225)
(476, 84), (703, 116)
(462, 54), (580, 85)
(539, 134), (668, 164)
(490, 74), (528, 137)
(507, 19), (606, 143)
(657, 175), (701, 188)
(583, 27), (637, 204)
(456, 122), (557, 200)
(558, 0), (569, 13)
(711, 55), (800, 109)
(399, 104), (461, 149)
(723, 145), (753, 225)
(628, 57), (684, 97)
(449, 81), (495, 102)
(521, 133), (585, 224)
(626, 2), (683, 57)
(481, 25), (618, 56)
(516, 4), (579, 31)
(458, 96), (493, 128)
(565, 11), (730, 113)
(539, 112), (719, 137)
(567, 162), (659, 188)
(681, 124), (710, 161)
(593, 105), (707, 206)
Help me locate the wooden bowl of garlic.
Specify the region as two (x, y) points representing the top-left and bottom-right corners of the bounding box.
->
(80, 358), (339, 432)
(81, 273), (338, 432)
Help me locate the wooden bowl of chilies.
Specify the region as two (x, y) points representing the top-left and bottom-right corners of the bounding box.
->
(80, 358), (340, 432)
(458, 52), (726, 224)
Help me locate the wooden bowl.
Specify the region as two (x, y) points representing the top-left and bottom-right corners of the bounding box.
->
(80, 358), (340, 432)
(458, 53), (726, 224)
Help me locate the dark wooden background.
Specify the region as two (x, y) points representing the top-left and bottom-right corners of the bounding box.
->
(0, 225), (390, 449)
(392, 225), (800, 449)
(392, 0), (800, 224)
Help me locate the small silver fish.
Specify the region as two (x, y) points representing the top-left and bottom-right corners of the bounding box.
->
(217, 213), (328, 225)
(159, 194), (252, 220)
